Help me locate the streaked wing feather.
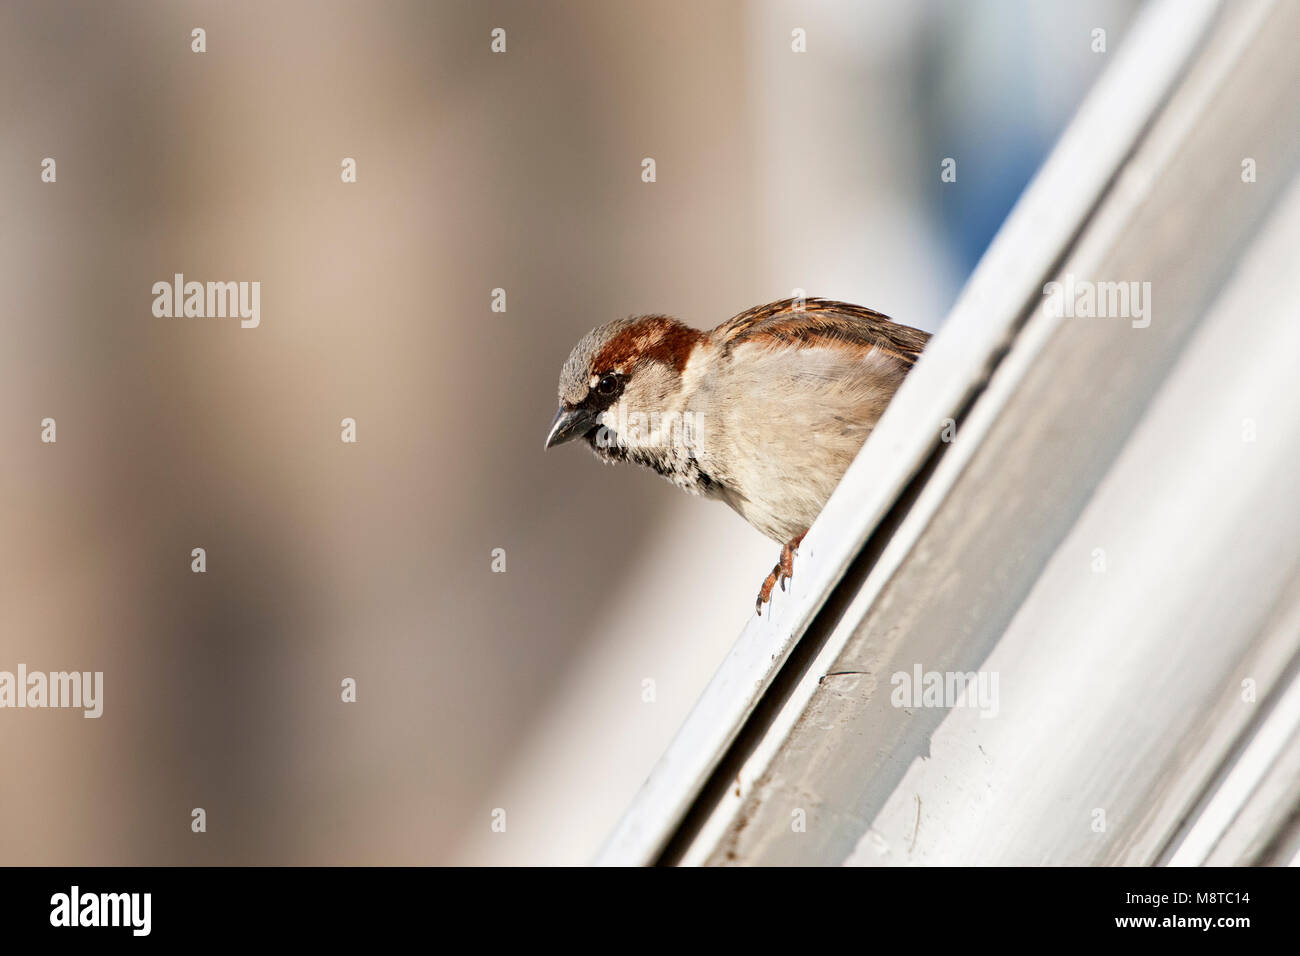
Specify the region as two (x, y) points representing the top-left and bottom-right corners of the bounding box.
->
(715, 297), (929, 366)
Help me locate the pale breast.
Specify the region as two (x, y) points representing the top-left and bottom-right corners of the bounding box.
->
(690, 341), (910, 542)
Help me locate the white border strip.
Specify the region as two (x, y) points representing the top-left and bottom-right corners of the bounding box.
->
(1167, 668), (1300, 866)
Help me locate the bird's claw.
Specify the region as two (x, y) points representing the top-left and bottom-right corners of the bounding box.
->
(756, 568), (780, 615)
(754, 532), (805, 616)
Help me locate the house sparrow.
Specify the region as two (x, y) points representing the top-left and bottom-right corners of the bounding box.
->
(545, 297), (929, 613)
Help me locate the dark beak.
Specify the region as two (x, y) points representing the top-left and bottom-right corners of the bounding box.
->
(545, 405), (597, 449)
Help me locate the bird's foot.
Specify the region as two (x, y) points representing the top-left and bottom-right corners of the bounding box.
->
(755, 532), (806, 615)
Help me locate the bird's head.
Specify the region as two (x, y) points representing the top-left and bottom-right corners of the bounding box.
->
(545, 315), (706, 459)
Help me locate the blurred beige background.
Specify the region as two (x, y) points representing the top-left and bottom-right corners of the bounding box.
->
(0, 0), (1134, 863)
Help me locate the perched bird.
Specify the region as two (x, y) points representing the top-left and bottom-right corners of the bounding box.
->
(545, 297), (930, 613)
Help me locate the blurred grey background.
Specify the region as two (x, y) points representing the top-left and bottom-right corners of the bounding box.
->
(0, 0), (1136, 864)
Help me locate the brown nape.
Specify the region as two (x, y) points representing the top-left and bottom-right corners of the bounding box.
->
(593, 316), (706, 374)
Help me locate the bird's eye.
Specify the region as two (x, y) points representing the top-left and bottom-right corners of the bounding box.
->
(596, 373), (620, 396)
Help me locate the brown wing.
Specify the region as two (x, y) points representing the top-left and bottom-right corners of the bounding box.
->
(715, 297), (929, 367)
